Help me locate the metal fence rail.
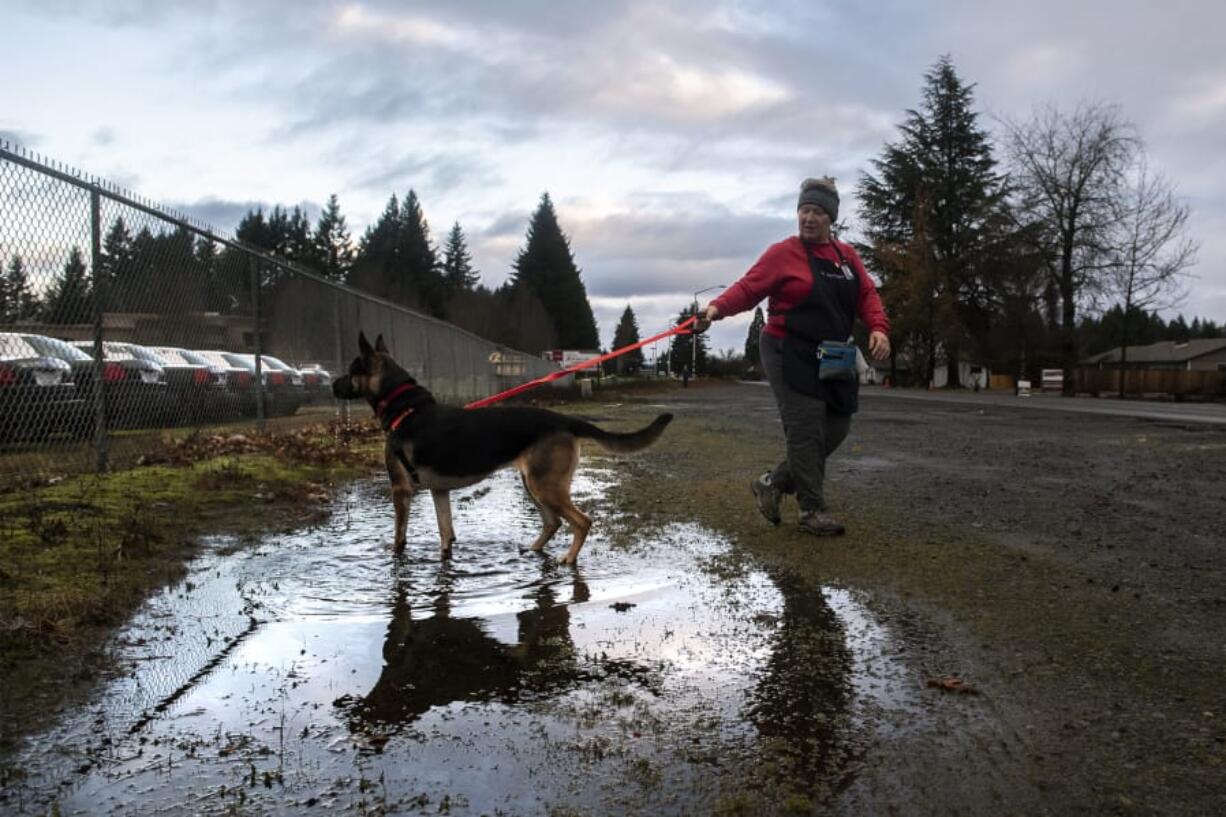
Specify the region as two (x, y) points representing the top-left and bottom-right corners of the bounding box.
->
(0, 142), (558, 484)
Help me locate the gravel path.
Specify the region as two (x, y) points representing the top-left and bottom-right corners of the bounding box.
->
(603, 382), (1225, 815)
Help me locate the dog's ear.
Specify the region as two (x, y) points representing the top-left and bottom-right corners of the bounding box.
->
(358, 332), (374, 358)
(375, 334), (389, 355)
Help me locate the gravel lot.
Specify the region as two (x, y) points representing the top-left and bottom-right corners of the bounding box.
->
(3, 383), (1221, 815)
(605, 382), (1225, 815)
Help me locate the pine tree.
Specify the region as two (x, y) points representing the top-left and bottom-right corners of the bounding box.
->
(493, 282), (560, 352)
(744, 307), (765, 378)
(669, 304), (710, 375)
(312, 194), (355, 282)
(236, 208), (273, 251)
(510, 193), (599, 351)
(610, 305), (644, 374)
(43, 247), (93, 324)
(442, 221), (480, 292)
(1, 255), (39, 322)
(398, 191), (444, 317)
(350, 194), (401, 297)
(858, 55), (1011, 386)
(349, 191), (442, 315)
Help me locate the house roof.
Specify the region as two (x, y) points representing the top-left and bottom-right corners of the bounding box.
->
(1080, 338), (1226, 365)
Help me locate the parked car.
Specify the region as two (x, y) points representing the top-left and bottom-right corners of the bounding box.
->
(0, 333), (83, 442)
(217, 352), (301, 417)
(67, 340), (168, 428)
(187, 349), (257, 416)
(259, 354), (311, 408)
(150, 346), (247, 420)
(116, 342), (227, 426)
(296, 363), (334, 402)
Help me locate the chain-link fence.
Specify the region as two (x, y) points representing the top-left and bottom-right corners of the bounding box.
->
(0, 142), (559, 486)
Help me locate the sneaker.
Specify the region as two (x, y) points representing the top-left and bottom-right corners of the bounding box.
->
(798, 510), (845, 537)
(750, 473), (782, 526)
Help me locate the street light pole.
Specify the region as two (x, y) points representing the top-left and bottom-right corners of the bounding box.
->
(692, 285), (725, 377)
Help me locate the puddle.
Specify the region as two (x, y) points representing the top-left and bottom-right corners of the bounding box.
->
(2, 468), (918, 815)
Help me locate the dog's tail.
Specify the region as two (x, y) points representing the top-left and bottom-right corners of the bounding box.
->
(568, 413), (673, 453)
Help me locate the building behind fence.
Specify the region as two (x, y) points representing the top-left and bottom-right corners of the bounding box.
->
(0, 142), (559, 485)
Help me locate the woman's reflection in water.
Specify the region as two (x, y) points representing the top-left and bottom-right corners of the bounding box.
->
(745, 570), (856, 794)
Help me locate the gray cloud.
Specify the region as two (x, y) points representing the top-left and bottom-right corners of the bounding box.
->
(348, 151), (498, 202)
(166, 197), (322, 237)
(9, 0), (1225, 322)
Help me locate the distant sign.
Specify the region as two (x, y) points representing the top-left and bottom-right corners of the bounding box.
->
(1041, 368), (1063, 392)
(542, 349), (600, 369)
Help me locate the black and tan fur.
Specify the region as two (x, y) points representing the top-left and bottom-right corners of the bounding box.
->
(332, 332), (672, 564)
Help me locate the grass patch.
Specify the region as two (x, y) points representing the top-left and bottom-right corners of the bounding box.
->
(0, 422), (381, 649)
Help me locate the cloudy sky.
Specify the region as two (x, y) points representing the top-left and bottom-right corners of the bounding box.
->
(3, 0), (1224, 357)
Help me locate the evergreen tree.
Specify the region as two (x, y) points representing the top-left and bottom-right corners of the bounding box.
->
(492, 282), (560, 352)
(669, 304), (710, 374)
(399, 191), (444, 317)
(312, 194), (355, 282)
(350, 194), (402, 296)
(510, 193), (599, 350)
(1168, 314), (1191, 342)
(610, 305), (644, 374)
(347, 191), (443, 315)
(262, 205), (313, 292)
(160, 226), (205, 313)
(1, 255), (39, 322)
(43, 247), (93, 324)
(442, 221), (480, 294)
(744, 307), (765, 378)
(236, 208), (274, 251)
(858, 55), (1011, 386)
(99, 218), (133, 306)
(264, 205), (313, 263)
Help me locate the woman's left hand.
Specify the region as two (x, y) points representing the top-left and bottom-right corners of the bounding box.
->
(868, 331), (890, 361)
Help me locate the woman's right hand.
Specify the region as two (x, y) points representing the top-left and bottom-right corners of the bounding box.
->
(693, 304), (719, 333)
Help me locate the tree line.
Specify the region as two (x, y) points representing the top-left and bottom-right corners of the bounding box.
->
(1, 190), (604, 358)
(230, 189), (601, 354)
(855, 55), (1211, 391)
(8, 55), (1220, 384)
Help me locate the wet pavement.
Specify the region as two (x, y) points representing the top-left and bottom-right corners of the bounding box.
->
(3, 465), (919, 815)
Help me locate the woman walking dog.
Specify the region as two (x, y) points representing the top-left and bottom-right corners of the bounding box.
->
(696, 177), (890, 536)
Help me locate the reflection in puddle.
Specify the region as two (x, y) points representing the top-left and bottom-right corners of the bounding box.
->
(3, 468), (916, 815)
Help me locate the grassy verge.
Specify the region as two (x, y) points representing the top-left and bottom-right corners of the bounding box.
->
(1, 421), (382, 648)
(0, 420), (383, 751)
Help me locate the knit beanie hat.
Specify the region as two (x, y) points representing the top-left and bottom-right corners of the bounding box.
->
(797, 180), (839, 222)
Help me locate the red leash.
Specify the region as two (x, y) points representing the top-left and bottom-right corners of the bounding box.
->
(465, 316), (697, 409)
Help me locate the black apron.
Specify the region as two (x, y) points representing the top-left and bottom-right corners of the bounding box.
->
(781, 240), (861, 415)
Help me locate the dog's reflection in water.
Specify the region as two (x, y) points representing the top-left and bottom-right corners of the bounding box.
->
(339, 562), (634, 735)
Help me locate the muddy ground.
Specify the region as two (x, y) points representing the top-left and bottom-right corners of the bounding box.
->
(609, 383), (1225, 815)
(2, 383), (1223, 815)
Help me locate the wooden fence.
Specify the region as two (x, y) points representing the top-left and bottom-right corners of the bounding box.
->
(1075, 368), (1226, 399)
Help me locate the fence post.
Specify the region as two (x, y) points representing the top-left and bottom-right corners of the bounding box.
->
(250, 256), (265, 433)
(333, 289), (347, 424)
(90, 188), (109, 473)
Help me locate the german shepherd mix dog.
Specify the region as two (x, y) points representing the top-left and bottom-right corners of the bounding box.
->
(332, 333), (673, 564)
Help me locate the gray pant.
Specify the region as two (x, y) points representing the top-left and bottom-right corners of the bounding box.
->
(759, 332), (852, 512)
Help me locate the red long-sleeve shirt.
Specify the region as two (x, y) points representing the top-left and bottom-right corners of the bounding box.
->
(710, 236), (889, 339)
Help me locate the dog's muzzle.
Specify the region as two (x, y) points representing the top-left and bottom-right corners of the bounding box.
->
(332, 376), (358, 399)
